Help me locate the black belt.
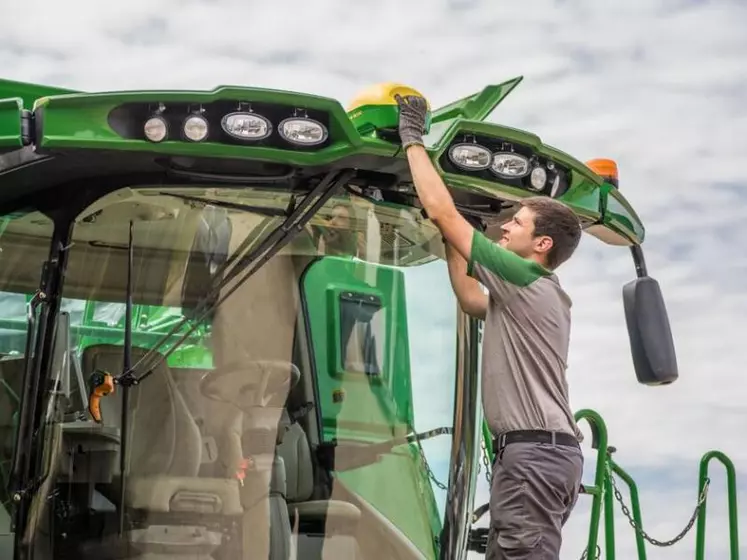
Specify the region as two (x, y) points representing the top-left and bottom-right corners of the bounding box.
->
(493, 430), (579, 453)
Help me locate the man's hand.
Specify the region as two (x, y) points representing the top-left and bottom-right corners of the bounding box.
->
(395, 94), (428, 149)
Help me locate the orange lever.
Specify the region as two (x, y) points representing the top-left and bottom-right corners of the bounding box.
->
(88, 370), (114, 423)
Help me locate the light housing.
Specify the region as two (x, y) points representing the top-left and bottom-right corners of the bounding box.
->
(278, 117), (328, 146)
(183, 114), (208, 142)
(448, 143), (492, 171)
(490, 152), (530, 179)
(221, 112), (272, 141)
(144, 116), (167, 142)
(529, 166), (547, 190)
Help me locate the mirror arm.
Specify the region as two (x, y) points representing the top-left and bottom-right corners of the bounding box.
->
(630, 244), (648, 278)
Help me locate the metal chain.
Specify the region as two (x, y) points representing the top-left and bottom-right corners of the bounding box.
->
(416, 438), (448, 490)
(608, 463), (710, 547)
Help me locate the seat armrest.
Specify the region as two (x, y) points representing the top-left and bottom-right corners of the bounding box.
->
(126, 476), (243, 515)
(289, 500), (361, 524)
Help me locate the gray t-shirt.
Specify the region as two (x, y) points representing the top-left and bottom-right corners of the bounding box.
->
(467, 230), (583, 442)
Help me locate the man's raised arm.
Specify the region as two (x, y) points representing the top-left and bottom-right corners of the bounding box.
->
(395, 94), (550, 304)
(395, 94), (476, 262)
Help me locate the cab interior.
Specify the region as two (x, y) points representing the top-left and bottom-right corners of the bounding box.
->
(0, 184), (443, 560)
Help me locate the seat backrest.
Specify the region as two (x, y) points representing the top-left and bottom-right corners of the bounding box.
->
(276, 422), (315, 503)
(81, 344), (202, 478)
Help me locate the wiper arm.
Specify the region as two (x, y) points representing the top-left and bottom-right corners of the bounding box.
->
(122, 169), (355, 384)
(318, 426), (453, 471)
(159, 192), (288, 218)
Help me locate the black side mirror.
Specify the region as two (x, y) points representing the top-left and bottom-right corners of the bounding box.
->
(622, 275), (678, 385)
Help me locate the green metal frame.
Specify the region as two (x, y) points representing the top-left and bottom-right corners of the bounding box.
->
(480, 411), (740, 559)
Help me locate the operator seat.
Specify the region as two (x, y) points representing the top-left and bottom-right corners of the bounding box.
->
(277, 422), (362, 559)
(81, 344), (243, 558)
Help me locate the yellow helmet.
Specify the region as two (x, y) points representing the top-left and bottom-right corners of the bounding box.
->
(347, 82), (432, 137)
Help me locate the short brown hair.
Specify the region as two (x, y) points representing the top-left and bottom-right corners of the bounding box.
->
(520, 196), (581, 269)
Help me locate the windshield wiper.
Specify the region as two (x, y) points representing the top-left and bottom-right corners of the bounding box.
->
(159, 192), (288, 218)
(317, 426), (454, 471)
(121, 168), (354, 385)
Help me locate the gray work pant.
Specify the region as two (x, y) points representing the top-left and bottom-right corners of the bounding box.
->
(486, 441), (584, 559)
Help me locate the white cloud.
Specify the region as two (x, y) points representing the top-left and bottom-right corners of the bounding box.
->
(1, 0), (746, 557)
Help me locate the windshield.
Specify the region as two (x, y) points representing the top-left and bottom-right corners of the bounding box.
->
(0, 184), (458, 559)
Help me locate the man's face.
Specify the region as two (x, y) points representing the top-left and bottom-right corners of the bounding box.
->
(498, 206), (552, 261)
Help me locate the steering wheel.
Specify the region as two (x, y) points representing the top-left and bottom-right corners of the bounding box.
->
(199, 360), (301, 411)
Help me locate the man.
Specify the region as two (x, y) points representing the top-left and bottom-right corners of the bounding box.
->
(395, 94), (585, 559)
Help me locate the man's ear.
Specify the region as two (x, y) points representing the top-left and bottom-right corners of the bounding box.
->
(534, 235), (553, 255)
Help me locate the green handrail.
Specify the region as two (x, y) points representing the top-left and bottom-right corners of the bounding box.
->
(695, 450), (740, 559)
(476, 409), (742, 559)
(573, 408), (609, 557)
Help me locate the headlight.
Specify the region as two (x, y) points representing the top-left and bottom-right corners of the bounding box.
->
(490, 152), (530, 179)
(279, 117), (327, 146)
(221, 112), (272, 141)
(529, 167), (547, 190)
(144, 116), (167, 142)
(448, 143), (492, 171)
(183, 114), (208, 142)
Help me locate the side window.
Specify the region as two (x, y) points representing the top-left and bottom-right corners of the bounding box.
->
(338, 292), (384, 378)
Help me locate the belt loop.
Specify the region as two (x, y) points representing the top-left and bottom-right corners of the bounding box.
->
(551, 431), (557, 446)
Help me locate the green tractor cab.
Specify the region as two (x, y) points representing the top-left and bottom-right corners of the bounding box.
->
(0, 75), (734, 560)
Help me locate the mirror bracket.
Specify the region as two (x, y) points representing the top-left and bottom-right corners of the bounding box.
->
(630, 245), (648, 278)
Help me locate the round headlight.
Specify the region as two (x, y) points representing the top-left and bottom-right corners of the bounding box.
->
(448, 143), (492, 171)
(221, 112), (272, 141)
(183, 115), (208, 142)
(490, 152), (530, 179)
(279, 117), (327, 146)
(144, 116), (167, 142)
(529, 167), (547, 190)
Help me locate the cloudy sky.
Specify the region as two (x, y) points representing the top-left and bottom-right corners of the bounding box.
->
(2, 0), (746, 557)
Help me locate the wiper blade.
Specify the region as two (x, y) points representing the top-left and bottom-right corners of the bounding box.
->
(318, 426), (453, 471)
(121, 169), (355, 384)
(159, 192), (288, 218)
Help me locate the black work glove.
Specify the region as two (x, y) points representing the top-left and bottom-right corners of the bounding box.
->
(395, 94), (428, 149)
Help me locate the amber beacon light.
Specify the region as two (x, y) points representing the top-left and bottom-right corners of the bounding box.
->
(586, 158), (619, 188)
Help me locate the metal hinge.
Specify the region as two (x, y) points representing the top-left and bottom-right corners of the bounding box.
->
(20, 109), (35, 146)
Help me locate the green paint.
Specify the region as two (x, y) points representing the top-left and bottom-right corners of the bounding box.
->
(0, 97), (23, 151)
(695, 451), (740, 560)
(430, 76), (524, 124)
(302, 256), (441, 558)
(0, 78), (77, 110)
